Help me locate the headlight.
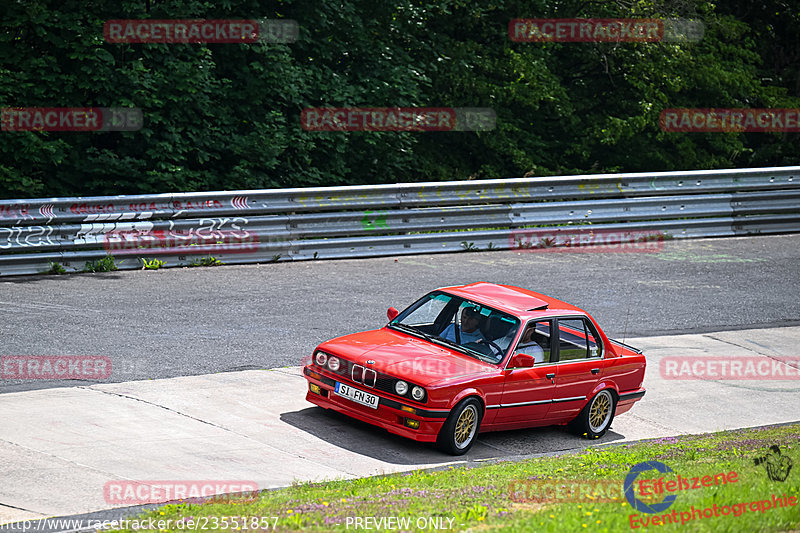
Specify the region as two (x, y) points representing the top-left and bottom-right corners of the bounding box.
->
(395, 380), (408, 395)
(327, 357), (340, 372)
(315, 352), (327, 366)
(411, 386), (425, 401)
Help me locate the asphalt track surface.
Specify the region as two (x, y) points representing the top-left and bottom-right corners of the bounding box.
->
(1, 234), (799, 393)
(2, 326), (800, 529)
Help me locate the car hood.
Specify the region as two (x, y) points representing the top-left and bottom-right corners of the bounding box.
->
(317, 327), (496, 386)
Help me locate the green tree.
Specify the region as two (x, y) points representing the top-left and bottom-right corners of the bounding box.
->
(0, 0), (797, 199)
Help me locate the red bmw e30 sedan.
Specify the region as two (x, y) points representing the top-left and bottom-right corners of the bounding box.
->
(303, 282), (646, 455)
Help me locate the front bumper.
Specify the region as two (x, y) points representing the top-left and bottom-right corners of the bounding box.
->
(302, 366), (450, 443)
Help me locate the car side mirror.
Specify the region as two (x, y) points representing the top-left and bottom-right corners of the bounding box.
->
(387, 307), (399, 321)
(509, 353), (536, 368)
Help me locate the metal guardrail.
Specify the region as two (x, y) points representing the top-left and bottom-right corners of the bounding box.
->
(1, 166), (799, 276)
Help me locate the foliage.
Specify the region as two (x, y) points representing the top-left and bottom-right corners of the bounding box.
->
(83, 254), (118, 272)
(187, 255), (223, 267)
(1, 0), (798, 199)
(45, 261), (66, 274)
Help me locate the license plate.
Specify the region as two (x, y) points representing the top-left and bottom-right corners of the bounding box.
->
(334, 382), (379, 409)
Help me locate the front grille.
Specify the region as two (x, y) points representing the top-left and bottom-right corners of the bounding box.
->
(351, 364), (377, 388)
(374, 377), (396, 395)
(317, 356), (425, 403)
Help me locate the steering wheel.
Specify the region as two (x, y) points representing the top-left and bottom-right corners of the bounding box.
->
(476, 338), (503, 357)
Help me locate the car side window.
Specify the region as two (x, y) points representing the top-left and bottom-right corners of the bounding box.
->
(585, 320), (602, 358)
(557, 317), (602, 361)
(513, 320), (552, 364)
(558, 318), (589, 361)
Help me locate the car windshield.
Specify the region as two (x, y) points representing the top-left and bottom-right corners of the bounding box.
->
(388, 291), (521, 363)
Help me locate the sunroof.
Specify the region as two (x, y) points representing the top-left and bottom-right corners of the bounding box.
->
(527, 304), (548, 311)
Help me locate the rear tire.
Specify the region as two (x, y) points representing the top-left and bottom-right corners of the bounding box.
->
(436, 398), (483, 455)
(569, 389), (615, 439)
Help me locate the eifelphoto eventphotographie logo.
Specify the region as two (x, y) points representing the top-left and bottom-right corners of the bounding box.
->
(624, 461), (739, 514)
(509, 18), (704, 43)
(1, 108), (142, 132)
(754, 445), (794, 482)
(624, 459), (797, 528)
(1, 356), (112, 380)
(509, 228), (665, 253)
(300, 107), (496, 132)
(103, 19), (298, 43)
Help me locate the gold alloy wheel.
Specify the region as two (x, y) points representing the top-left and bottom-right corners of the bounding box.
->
(589, 391), (611, 431)
(454, 405), (477, 447)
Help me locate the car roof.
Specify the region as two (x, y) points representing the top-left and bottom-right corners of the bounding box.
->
(438, 282), (586, 319)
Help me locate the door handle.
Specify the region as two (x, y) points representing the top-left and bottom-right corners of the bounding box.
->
(591, 368), (600, 374)
(546, 373), (555, 380)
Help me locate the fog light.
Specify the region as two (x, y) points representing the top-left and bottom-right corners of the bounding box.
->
(401, 405), (416, 414)
(309, 383), (321, 394)
(404, 418), (420, 429)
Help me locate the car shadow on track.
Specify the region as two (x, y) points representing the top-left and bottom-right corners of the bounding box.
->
(281, 406), (626, 465)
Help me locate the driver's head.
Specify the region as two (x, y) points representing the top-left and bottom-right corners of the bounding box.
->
(521, 327), (535, 343)
(461, 307), (481, 332)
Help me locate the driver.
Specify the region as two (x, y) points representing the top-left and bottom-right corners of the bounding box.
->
(440, 307), (486, 344)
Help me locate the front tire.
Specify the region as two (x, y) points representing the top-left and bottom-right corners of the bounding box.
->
(569, 389), (616, 439)
(436, 398), (482, 455)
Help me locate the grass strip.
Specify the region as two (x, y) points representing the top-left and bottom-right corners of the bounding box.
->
(110, 422), (800, 532)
